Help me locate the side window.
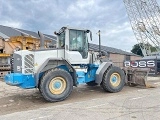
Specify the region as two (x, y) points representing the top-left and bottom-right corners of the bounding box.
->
(59, 32), (65, 48)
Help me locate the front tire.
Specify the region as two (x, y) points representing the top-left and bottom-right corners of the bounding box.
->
(39, 68), (73, 102)
(102, 66), (125, 93)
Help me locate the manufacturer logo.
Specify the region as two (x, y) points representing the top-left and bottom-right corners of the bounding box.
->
(124, 60), (155, 68)
(17, 66), (21, 71)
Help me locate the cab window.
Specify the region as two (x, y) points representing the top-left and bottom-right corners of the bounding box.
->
(59, 32), (65, 48)
(69, 29), (88, 58)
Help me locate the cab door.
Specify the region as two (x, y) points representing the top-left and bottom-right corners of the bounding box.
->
(65, 29), (89, 64)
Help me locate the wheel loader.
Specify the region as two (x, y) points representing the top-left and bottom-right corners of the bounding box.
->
(4, 27), (148, 102)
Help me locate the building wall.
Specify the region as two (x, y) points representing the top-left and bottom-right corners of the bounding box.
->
(109, 53), (142, 67)
(130, 55), (142, 60)
(109, 53), (125, 67)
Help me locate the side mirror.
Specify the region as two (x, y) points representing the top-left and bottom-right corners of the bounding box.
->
(54, 31), (60, 35)
(54, 31), (58, 35)
(86, 30), (92, 41)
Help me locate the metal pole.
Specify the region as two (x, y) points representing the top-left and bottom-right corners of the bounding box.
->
(98, 30), (101, 56)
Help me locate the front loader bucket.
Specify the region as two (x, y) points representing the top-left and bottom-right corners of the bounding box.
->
(123, 68), (149, 87)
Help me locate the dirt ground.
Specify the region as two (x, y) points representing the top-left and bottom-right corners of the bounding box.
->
(0, 78), (160, 116)
(0, 78), (111, 115)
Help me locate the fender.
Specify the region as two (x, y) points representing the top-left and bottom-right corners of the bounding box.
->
(95, 62), (112, 84)
(35, 58), (77, 87)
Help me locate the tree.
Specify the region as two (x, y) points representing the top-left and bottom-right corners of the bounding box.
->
(131, 43), (143, 56)
(131, 43), (157, 56)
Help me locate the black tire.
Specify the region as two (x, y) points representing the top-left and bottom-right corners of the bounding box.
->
(102, 66), (125, 93)
(86, 81), (98, 86)
(39, 68), (73, 102)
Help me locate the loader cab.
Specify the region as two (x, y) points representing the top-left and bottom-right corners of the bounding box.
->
(55, 27), (91, 64)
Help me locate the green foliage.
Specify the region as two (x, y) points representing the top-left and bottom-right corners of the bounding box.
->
(150, 46), (157, 52)
(131, 43), (143, 56)
(131, 43), (157, 56)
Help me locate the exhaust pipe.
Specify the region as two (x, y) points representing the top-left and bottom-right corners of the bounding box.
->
(38, 31), (45, 49)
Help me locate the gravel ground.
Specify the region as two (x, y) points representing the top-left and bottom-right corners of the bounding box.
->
(0, 78), (160, 120)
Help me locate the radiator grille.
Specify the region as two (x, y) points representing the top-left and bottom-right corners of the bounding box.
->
(24, 54), (34, 74)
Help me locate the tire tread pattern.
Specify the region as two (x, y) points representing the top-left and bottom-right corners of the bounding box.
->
(40, 68), (73, 102)
(102, 66), (125, 93)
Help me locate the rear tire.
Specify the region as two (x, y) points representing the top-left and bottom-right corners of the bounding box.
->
(39, 68), (73, 102)
(102, 66), (125, 93)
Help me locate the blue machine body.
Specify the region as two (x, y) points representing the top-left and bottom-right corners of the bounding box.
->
(5, 73), (35, 89)
(4, 64), (99, 89)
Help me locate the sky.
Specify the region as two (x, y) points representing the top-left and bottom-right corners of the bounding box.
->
(0, 0), (160, 52)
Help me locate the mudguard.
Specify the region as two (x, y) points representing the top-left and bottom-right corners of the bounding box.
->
(35, 58), (77, 87)
(95, 62), (112, 84)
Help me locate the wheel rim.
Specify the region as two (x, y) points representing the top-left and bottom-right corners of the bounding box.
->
(49, 77), (66, 95)
(110, 73), (121, 87)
